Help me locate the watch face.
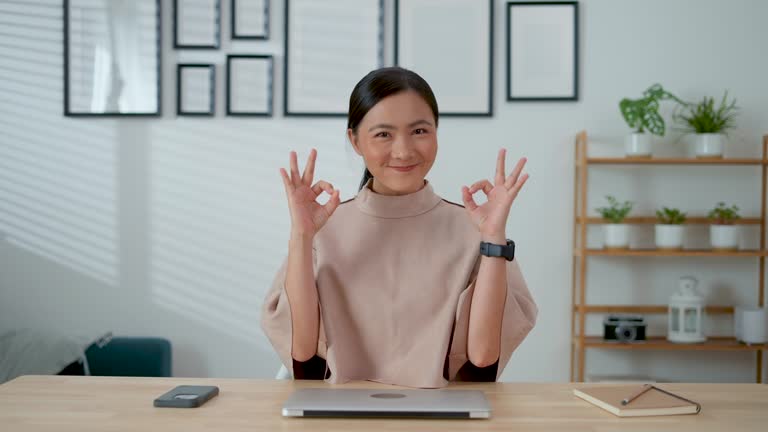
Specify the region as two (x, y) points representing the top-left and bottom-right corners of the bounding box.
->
(504, 240), (515, 260)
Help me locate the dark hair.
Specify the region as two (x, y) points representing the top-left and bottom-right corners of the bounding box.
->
(347, 67), (439, 191)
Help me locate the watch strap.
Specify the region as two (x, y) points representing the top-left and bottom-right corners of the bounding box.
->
(479, 239), (515, 261)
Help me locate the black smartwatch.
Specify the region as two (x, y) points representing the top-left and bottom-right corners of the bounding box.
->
(479, 239), (515, 261)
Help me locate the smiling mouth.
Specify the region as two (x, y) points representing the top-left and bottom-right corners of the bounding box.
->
(390, 164), (419, 172)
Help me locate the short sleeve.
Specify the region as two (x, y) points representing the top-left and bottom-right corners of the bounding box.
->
(446, 258), (538, 381)
(260, 252), (329, 379)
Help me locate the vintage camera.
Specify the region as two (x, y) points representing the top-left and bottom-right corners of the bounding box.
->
(603, 315), (646, 342)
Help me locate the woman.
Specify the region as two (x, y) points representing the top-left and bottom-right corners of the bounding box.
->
(261, 67), (537, 388)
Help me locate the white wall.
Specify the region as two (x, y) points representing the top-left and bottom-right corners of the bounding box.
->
(1, 0), (766, 382)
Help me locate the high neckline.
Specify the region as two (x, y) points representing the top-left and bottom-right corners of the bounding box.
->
(355, 178), (443, 218)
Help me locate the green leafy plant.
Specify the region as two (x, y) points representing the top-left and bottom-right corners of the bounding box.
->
(707, 202), (740, 225)
(673, 91), (739, 134)
(619, 84), (684, 136)
(596, 195), (634, 223)
(656, 207), (687, 225)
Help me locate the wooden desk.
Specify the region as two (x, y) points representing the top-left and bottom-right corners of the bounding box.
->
(0, 376), (765, 431)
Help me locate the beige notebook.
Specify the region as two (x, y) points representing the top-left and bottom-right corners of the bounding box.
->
(573, 385), (701, 417)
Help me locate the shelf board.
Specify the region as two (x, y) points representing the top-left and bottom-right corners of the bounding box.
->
(575, 249), (768, 257)
(586, 157), (767, 165)
(577, 216), (762, 225)
(577, 336), (766, 351)
(575, 305), (734, 315)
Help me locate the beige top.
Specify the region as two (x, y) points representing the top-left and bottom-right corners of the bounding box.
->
(261, 179), (537, 388)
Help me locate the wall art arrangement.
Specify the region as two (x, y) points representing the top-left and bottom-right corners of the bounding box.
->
(63, 0), (579, 118)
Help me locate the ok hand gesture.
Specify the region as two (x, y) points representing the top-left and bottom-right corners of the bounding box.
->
(280, 149), (341, 237)
(461, 149), (529, 241)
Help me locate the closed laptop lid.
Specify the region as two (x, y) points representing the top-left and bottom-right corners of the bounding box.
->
(282, 388), (491, 419)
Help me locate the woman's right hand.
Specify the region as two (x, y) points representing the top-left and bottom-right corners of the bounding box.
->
(280, 149), (341, 238)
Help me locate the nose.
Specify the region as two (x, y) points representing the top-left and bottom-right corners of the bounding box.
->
(391, 135), (415, 160)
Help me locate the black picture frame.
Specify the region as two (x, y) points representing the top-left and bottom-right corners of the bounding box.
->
(506, 1), (579, 102)
(394, 0), (494, 117)
(226, 55), (274, 117)
(231, 0), (269, 40)
(173, 0), (221, 49)
(283, 0), (384, 117)
(177, 64), (216, 116)
(63, 0), (162, 117)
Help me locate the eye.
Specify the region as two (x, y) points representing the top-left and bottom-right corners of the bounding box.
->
(374, 131), (391, 138)
(413, 128), (428, 135)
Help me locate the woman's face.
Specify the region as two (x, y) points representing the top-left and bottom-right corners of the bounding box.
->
(348, 90), (438, 196)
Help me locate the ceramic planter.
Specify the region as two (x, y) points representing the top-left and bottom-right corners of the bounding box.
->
(694, 133), (724, 158)
(604, 224), (630, 249)
(655, 224), (684, 250)
(710, 224), (739, 250)
(625, 133), (652, 158)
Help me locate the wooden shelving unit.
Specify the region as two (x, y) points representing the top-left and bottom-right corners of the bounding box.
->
(571, 131), (768, 383)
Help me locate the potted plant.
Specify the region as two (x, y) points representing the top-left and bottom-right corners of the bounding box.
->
(708, 202), (740, 250)
(673, 91), (738, 159)
(619, 84), (684, 158)
(655, 207), (687, 250)
(596, 195), (634, 249)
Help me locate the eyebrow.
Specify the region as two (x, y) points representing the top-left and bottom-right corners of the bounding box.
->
(368, 119), (433, 132)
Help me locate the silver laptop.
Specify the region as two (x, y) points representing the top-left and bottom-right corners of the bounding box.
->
(282, 388), (491, 419)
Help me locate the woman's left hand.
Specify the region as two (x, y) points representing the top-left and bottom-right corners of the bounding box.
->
(461, 149), (529, 242)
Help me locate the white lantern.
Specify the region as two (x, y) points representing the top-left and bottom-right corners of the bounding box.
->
(668, 276), (707, 343)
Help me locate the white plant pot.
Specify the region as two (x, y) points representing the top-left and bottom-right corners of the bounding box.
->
(694, 133), (724, 158)
(604, 224), (630, 249)
(625, 133), (652, 158)
(655, 224), (684, 250)
(710, 224), (739, 250)
(735, 307), (768, 344)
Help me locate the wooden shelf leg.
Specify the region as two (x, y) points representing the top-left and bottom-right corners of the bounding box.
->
(760, 136), (767, 384)
(577, 131), (588, 382)
(570, 342), (575, 381)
